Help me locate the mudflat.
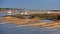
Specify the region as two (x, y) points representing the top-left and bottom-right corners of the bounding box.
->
(2, 16), (60, 28)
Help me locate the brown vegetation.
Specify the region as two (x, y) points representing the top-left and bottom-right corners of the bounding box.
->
(3, 16), (60, 28)
(3, 16), (39, 24)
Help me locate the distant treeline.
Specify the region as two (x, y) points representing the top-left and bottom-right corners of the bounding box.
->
(0, 8), (11, 10)
(0, 8), (20, 11)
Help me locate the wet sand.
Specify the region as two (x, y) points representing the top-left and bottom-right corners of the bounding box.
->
(2, 16), (60, 28)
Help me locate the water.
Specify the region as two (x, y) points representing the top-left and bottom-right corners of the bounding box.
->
(39, 20), (54, 23)
(0, 12), (6, 17)
(0, 24), (60, 34)
(0, 12), (60, 34)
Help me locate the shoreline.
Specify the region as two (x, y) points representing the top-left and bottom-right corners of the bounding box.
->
(2, 16), (60, 28)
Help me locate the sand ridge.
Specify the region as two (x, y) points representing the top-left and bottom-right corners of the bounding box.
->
(2, 16), (60, 28)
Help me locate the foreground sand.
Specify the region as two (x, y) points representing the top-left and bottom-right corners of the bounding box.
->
(2, 16), (60, 28)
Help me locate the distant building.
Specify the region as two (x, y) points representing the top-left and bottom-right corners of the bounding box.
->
(6, 9), (27, 16)
(7, 10), (11, 15)
(6, 9), (20, 16)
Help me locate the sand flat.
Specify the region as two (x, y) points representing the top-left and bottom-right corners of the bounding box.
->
(2, 16), (60, 28)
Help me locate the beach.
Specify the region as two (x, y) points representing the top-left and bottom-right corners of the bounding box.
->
(1, 16), (60, 28)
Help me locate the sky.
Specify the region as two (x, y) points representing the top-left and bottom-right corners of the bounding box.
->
(0, 0), (60, 10)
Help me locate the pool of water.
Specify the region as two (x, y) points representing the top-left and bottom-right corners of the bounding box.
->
(39, 20), (54, 23)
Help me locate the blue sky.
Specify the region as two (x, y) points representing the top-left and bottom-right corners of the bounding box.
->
(0, 0), (60, 10)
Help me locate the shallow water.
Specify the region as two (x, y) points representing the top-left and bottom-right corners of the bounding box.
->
(0, 24), (60, 34)
(0, 12), (6, 17)
(0, 12), (60, 34)
(39, 20), (54, 23)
